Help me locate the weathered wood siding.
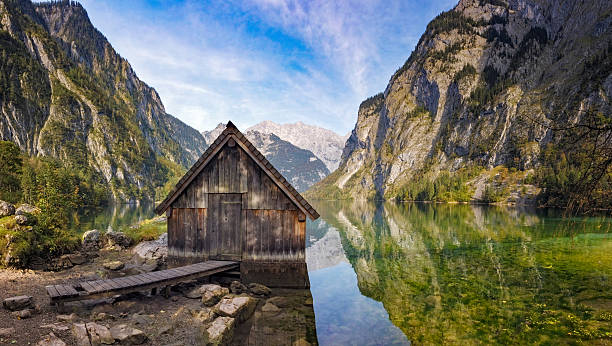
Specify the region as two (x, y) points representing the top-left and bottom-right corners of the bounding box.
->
(167, 142), (306, 264)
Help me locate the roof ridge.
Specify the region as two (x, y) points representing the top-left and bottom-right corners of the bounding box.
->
(155, 122), (319, 220)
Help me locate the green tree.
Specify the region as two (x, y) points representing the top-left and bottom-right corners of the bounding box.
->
(0, 141), (22, 202)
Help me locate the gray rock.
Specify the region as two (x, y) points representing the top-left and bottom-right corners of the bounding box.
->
(198, 284), (230, 306)
(105, 231), (132, 249)
(49, 255), (74, 271)
(261, 302), (280, 313)
(14, 214), (28, 225)
(110, 324), (147, 345)
(191, 308), (216, 324)
(3, 295), (33, 311)
(0, 327), (15, 337)
(201, 316), (235, 346)
(230, 280), (247, 294)
(82, 230), (102, 252)
(71, 323), (90, 346)
(86, 322), (114, 345)
(12, 308), (32, 319)
(16, 203), (40, 215)
(214, 296), (257, 322)
(102, 261), (124, 271)
(57, 313), (78, 322)
(66, 253), (87, 265)
(0, 200), (15, 217)
(132, 233), (167, 262)
(248, 283), (271, 296)
(36, 333), (67, 346)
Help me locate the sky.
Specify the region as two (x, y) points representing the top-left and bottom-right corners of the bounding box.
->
(78, 0), (456, 135)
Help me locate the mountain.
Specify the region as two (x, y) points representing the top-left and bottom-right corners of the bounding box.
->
(0, 0), (206, 201)
(247, 120), (348, 172)
(203, 124), (331, 192)
(308, 0), (612, 208)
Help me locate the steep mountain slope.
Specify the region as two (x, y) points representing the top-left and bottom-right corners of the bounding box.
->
(247, 120), (348, 172)
(245, 130), (329, 192)
(309, 0), (612, 207)
(0, 0), (206, 201)
(203, 124), (329, 192)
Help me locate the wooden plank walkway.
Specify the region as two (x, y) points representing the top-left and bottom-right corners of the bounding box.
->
(45, 260), (239, 306)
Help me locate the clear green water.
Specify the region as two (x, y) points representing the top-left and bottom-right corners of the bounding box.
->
(306, 200), (612, 345)
(69, 203), (155, 235)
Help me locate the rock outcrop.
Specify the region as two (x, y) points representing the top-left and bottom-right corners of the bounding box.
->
(308, 0), (612, 205)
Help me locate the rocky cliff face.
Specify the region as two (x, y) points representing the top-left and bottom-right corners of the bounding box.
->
(0, 0), (206, 201)
(203, 124), (331, 192)
(309, 0), (612, 203)
(245, 130), (329, 192)
(247, 120), (348, 172)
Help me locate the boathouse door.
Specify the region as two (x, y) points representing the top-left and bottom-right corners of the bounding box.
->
(207, 193), (242, 260)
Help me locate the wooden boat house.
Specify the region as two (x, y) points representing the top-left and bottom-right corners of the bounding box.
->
(155, 121), (319, 287)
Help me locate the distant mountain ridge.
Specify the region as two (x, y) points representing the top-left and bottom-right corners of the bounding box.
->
(247, 120), (348, 172)
(0, 0), (206, 200)
(202, 123), (329, 192)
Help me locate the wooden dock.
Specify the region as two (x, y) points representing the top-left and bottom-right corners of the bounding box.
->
(45, 260), (239, 307)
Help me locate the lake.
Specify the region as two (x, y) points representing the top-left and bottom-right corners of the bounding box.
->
(74, 201), (612, 344)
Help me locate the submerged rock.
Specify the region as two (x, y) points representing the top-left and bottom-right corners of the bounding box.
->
(3, 295), (33, 311)
(230, 280), (247, 294)
(248, 283), (271, 296)
(0, 200), (15, 217)
(201, 316), (235, 346)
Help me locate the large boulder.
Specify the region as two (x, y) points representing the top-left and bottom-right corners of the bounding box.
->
(3, 295), (33, 311)
(193, 284), (229, 306)
(0, 200), (15, 217)
(109, 324), (147, 345)
(82, 230), (103, 252)
(86, 322), (114, 345)
(71, 323), (90, 346)
(214, 296), (257, 322)
(105, 231), (131, 249)
(201, 316), (235, 346)
(132, 233), (167, 262)
(16, 203), (40, 215)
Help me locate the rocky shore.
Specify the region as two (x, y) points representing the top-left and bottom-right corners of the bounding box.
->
(0, 228), (317, 345)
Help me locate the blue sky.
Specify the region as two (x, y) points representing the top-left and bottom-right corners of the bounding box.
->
(79, 0), (456, 134)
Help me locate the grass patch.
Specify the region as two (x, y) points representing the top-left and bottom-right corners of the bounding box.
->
(123, 217), (167, 243)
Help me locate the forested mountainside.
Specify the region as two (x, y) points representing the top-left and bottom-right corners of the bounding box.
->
(247, 121), (348, 172)
(203, 124), (329, 192)
(308, 0), (612, 210)
(0, 0), (206, 201)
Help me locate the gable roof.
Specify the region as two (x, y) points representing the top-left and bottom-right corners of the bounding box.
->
(155, 121), (319, 220)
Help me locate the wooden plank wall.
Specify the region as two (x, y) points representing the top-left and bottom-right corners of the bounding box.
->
(168, 142), (306, 263)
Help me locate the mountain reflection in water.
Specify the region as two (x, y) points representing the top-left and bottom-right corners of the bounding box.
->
(306, 200), (612, 345)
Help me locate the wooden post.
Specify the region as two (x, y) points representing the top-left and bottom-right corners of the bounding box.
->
(151, 287), (158, 296)
(163, 285), (171, 298)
